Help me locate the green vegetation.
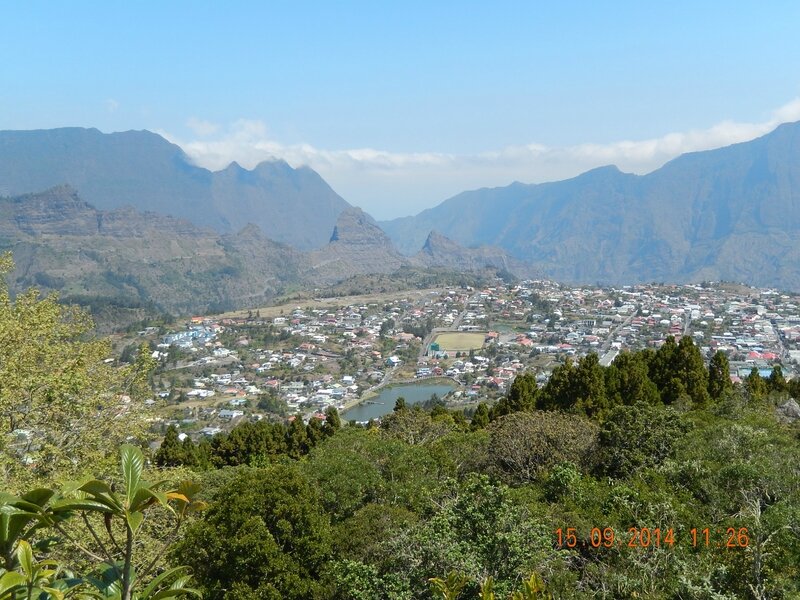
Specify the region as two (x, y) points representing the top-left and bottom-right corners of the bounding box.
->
(1, 444), (204, 600)
(0, 254), (155, 485)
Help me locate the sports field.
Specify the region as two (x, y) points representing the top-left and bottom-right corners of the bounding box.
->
(432, 331), (486, 352)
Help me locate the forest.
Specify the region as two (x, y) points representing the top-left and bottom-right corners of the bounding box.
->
(2, 255), (800, 600)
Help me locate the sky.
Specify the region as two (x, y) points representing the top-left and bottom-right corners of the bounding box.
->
(3, 1), (800, 219)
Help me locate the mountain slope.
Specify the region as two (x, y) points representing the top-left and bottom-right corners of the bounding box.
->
(381, 121), (800, 290)
(0, 188), (524, 318)
(0, 128), (350, 249)
(410, 230), (535, 276)
(307, 207), (409, 283)
(0, 186), (307, 314)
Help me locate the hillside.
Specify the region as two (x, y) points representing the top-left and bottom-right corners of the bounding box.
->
(381, 121), (800, 290)
(0, 128), (350, 249)
(410, 230), (535, 276)
(0, 187), (526, 318)
(0, 186), (306, 315)
(307, 207), (410, 283)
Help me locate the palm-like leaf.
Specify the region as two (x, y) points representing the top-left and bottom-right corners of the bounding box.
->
(0, 490), (55, 569)
(8, 446), (206, 600)
(120, 445), (144, 510)
(479, 577), (495, 600)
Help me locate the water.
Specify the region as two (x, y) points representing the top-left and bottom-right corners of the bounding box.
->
(343, 382), (456, 422)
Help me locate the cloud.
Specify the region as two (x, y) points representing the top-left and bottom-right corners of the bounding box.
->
(186, 117), (220, 137)
(164, 98), (800, 219)
(105, 99), (119, 113)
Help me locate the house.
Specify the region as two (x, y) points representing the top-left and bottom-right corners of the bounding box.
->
(219, 409), (244, 420)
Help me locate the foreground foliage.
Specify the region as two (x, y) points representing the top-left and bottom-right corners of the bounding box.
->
(1, 445), (203, 600)
(0, 254), (155, 486)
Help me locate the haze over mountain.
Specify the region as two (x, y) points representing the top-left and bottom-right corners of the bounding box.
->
(412, 230), (534, 277)
(381, 121), (800, 290)
(6, 123), (800, 296)
(0, 128), (350, 250)
(0, 187), (521, 318)
(0, 186), (306, 315)
(305, 208), (534, 282)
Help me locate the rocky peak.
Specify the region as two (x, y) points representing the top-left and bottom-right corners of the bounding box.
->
(306, 208), (407, 282)
(329, 207), (394, 247)
(6, 185), (100, 236)
(413, 229), (534, 277)
(421, 230), (462, 256)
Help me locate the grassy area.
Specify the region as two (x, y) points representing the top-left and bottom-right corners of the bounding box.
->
(432, 331), (486, 351)
(219, 288), (444, 320)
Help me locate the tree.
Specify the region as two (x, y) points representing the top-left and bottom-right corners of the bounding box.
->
(173, 464), (332, 600)
(0, 445), (204, 600)
(379, 319), (394, 338)
(209, 421), (287, 467)
(306, 416), (325, 448)
(0, 254), (155, 484)
(537, 357), (575, 412)
(256, 391), (288, 416)
(605, 351), (659, 407)
(385, 475), (554, 598)
(393, 397), (407, 412)
(571, 353), (608, 417)
(471, 403), (490, 430)
(322, 406), (342, 436)
(286, 415), (310, 458)
(767, 365), (787, 394)
(708, 350), (732, 400)
(491, 373), (538, 418)
(673, 337), (710, 406)
(745, 367), (769, 401)
(487, 411), (598, 483)
(381, 407), (454, 445)
(647, 336), (678, 394)
(154, 425), (185, 467)
(598, 403), (688, 478)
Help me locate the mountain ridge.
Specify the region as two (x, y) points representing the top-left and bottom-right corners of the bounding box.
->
(0, 127), (351, 250)
(0, 187), (522, 317)
(380, 121), (800, 290)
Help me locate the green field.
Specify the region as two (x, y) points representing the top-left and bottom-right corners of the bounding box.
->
(432, 331), (486, 352)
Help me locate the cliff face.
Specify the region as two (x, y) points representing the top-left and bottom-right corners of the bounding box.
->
(0, 128), (351, 250)
(0, 186), (305, 314)
(412, 230), (533, 275)
(308, 207), (409, 282)
(0, 188), (536, 315)
(381, 121), (800, 291)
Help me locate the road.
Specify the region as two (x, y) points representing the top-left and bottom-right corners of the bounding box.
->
(599, 308), (637, 355)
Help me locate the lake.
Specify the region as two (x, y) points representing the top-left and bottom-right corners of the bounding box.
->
(343, 382), (456, 422)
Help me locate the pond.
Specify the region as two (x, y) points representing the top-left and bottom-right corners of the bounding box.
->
(343, 382), (457, 422)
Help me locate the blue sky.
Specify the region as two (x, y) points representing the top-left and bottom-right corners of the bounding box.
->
(3, 1), (800, 218)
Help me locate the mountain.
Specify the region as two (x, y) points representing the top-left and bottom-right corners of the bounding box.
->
(0, 186), (306, 315)
(381, 121), (800, 290)
(0, 188), (522, 319)
(0, 128), (350, 250)
(307, 207), (409, 283)
(411, 230), (535, 276)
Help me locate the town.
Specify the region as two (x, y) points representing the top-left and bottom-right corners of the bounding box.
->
(132, 278), (800, 440)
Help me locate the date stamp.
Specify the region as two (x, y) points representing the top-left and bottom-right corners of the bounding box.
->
(555, 526), (749, 549)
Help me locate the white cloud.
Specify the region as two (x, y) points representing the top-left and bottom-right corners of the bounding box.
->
(186, 117), (220, 137)
(164, 98), (800, 219)
(105, 99), (119, 113)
